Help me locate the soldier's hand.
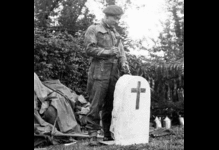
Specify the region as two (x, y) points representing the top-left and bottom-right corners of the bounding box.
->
(110, 47), (120, 57)
(101, 49), (114, 56)
(121, 64), (131, 75)
(100, 47), (120, 57)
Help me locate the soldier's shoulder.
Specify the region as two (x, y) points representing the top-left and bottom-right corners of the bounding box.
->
(86, 23), (101, 31)
(85, 24), (97, 35)
(86, 22), (105, 33)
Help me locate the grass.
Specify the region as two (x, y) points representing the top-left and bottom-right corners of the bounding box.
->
(35, 126), (184, 150)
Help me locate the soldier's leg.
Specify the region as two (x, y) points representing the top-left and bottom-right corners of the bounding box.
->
(102, 74), (118, 139)
(85, 80), (109, 137)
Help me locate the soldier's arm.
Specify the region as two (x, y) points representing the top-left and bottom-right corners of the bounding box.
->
(118, 42), (126, 64)
(118, 42), (131, 74)
(114, 30), (129, 66)
(84, 25), (115, 58)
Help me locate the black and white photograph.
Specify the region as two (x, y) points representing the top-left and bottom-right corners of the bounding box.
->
(34, 0), (184, 149)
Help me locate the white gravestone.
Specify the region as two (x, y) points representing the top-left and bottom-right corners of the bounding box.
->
(155, 117), (162, 128)
(179, 115), (184, 126)
(110, 75), (151, 146)
(163, 116), (171, 129)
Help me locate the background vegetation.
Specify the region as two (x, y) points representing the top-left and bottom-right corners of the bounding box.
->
(34, 0), (184, 117)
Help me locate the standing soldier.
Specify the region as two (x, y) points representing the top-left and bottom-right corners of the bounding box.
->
(84, 5), (130, 146)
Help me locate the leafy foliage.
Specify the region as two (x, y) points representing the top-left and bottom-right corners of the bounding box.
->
(127, 54), (184, 115)
(34, 28), (90, 95)
(58, 0), (96, 35)
(150, 0), (184, 62)
(34, 0), (184, 116)
(34, 0), (95, 35)
(34, 0), (63, 27)
(124, 0), (185, 115)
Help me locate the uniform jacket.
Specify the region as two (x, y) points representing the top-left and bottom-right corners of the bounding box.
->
(84, 20), (129, 81)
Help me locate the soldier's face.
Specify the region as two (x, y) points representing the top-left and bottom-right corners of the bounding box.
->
(106, 15), (121, 26)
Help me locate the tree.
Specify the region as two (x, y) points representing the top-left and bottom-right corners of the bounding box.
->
(150, 0), (184, 62)
(34, 0), (184, 115)
(34, 0), (95, 36)
(34, 28), (90, 95)
(121, 0), (184, 113)
(34, 0), (63, 27)
(58, 0), (91, 34)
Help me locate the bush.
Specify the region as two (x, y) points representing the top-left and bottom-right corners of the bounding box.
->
(126, 54), (184, 116)
(34, 28), (89, 96)
(34, 28), (184, 115)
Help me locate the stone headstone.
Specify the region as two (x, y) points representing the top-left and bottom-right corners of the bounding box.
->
(155, 117), (162, 129)
(179, 116), (184, 126)
(163, 116), (171, 129)
(110, 75), (151, 145)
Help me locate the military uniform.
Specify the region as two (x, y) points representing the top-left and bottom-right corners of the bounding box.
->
(84, 6), (130, 140)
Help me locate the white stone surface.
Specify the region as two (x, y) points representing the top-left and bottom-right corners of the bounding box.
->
(155, 117), (162, 128)
(179, 116), (184, 126)
(110, 75), (151, 146)
(163, 116), (171, 129)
